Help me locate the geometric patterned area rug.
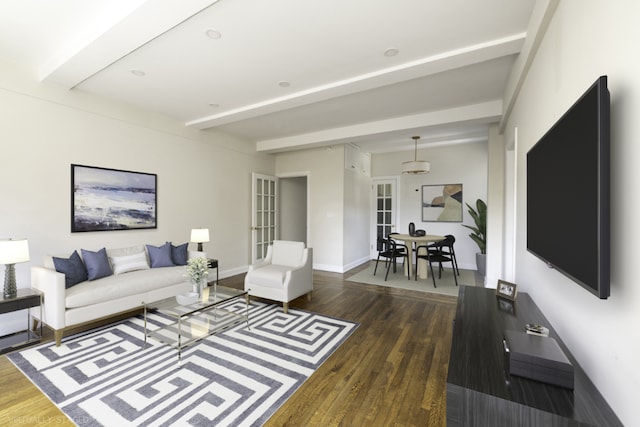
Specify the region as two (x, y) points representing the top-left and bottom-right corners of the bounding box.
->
(8, 300), (358, 426)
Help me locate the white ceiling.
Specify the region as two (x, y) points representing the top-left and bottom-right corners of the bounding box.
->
(0, 0), (536, 153)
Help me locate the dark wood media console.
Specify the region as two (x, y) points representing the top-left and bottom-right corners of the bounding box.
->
(446, 285), (621, 426)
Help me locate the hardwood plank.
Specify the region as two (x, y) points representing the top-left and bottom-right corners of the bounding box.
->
(0, 261), (460, 426)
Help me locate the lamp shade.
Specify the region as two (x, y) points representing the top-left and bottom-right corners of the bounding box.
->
(402, 160), (431, 174)
(0, 239), (30, 264)
(190, 228), (210, 243)
(402, 136), (430, 174)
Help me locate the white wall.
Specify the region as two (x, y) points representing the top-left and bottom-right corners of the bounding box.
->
(343, 166), (372, 270)
(371, 141), (488, 271)
(505, 1), (640, 424)
(276, 146), (345, 271)
(0, 60), (275, 335)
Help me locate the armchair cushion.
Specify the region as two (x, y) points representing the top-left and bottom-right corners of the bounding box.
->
(247, 265), (293, 288)
(271, 240), (305, 266)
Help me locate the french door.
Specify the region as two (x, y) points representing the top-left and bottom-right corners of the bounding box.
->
(251, 173), (278, 264)
(371, 178), (399, 259)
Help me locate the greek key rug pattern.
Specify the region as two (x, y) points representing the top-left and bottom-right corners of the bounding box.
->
(9, 301), (358, 426)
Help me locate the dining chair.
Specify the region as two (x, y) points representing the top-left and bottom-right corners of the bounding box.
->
(385, 237), (410, 281)
(416, 236), (459, 287)
(428, 234), (460, 276)
(373, 236), (409, 281)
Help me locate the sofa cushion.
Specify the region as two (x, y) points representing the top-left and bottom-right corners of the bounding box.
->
(52, 250), (88, 288)
(65, 265), (187, 308)
(81, 248), (113, 281)
(246, 265), (291, 288)
(271, 241), (305, 267)
(171, 242), (189, 265)
(106, 245), (146, 260)
(110, 251), (149, 275)
(146, 242), (176, 268)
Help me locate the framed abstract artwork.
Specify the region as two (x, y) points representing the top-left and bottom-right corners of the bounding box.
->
(421, 183), (463, 222)
(71, 164), (157, 232)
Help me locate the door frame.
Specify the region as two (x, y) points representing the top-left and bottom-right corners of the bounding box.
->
(277, 171), (311, 246)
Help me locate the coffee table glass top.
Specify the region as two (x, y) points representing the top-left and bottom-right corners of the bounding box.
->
(143, 285), (248, 361)
(149, 285), (247, 317)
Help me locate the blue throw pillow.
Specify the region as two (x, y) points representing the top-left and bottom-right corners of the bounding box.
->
(170, 242), (189, 266)
(52, 250), (88, 288)
(146, 242), (176, 268)
(81, 248), (113, 281)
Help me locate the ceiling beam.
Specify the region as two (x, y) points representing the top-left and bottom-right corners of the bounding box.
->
(40, 0), (221, 88)
(256, 100), (503, 153)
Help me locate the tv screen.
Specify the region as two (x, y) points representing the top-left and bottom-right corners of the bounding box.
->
(527, 76), (610, 299)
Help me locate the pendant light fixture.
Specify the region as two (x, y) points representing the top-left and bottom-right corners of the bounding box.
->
(402, 136), (430, 174)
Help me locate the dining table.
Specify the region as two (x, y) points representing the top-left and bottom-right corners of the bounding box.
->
(389, 233), (446, 279)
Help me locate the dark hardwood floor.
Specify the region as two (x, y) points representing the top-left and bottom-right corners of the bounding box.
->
(0, 262), (459, 426)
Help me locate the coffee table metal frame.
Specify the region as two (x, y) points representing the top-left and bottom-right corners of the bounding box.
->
(143, 285), (249, 363)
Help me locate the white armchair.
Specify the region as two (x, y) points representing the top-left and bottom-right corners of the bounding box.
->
(244, 240), (313, 313)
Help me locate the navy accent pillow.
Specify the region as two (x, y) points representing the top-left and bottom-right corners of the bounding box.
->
(146, 242), (176, 268)
(170, 242), (189, 266)
(52, 250), (88, 288)
(81, 248), (113, 281)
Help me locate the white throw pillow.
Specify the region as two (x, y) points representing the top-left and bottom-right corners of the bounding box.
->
(109, 252), (150, 275)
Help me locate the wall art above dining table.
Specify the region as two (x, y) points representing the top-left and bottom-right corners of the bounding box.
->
(421, 183), (462, 222)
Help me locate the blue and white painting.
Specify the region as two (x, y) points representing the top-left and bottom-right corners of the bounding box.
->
(72, 164), (157, 232)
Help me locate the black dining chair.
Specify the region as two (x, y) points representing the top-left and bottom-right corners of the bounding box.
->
(415, 235), (459, 287)
(385, 237), (410, 281)
(373, 236), (409, 281)
(427, 234), (460, 276)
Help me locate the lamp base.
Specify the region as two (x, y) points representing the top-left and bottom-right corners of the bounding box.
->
(197, 243), (204, 252)
(3, 264), (17, 299)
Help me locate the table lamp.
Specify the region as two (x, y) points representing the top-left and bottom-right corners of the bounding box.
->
(190, 228), (210, 252)
(0, 238), (30, 299)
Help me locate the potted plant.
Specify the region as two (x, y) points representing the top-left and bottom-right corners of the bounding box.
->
(186, 257), (209, 295)
(462, 198), (487, 275)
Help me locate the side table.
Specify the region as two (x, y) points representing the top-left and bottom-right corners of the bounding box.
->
(0, 288), (42, 354)
(207, 258), (219, 287)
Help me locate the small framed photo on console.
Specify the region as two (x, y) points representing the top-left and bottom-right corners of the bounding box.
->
(496, 279), (518, 301)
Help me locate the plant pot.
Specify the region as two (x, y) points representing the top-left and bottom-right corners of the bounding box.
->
(476, 253), (486, 276)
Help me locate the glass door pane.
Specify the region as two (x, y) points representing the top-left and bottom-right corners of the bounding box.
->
(252, 173), (278, 263)
(372, 179), (398, 258)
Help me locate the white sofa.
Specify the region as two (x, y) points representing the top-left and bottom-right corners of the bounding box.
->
(31, 244), (203, 346)
(244, 240), (313, 313)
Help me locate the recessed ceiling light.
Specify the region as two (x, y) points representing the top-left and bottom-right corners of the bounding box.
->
(278, 81), (291, 88)
(130, 69), (146, 77)
(384, 48), (399, 57)
(205, 28), (222, 39)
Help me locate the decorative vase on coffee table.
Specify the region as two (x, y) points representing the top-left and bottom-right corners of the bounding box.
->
(192, 279), (207, 296)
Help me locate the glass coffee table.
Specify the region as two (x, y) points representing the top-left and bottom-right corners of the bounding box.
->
(143, 285), (249, 363)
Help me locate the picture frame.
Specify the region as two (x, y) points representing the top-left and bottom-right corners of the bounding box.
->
(71, 164), (157, 232)
(421, 184), (463, 222)
(496, 279), (518, 301)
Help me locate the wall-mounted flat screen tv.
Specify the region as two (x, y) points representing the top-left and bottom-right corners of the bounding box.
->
(527, 76), (610, 299)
